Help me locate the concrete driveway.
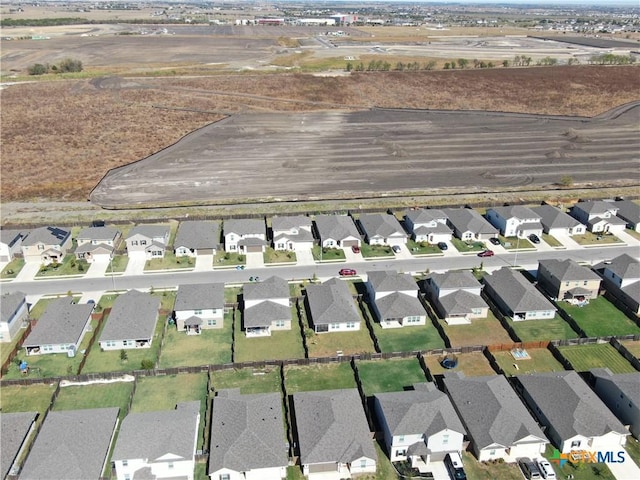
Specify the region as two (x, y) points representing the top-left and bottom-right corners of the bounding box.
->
(14, 262), (41, 282)
(607, 446), (640, 480)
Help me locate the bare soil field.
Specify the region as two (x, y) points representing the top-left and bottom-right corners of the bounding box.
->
(2, 65), (639, 205)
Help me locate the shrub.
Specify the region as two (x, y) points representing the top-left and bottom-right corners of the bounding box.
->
(27, 63), (49, 75)
(140, 359), (154, 370)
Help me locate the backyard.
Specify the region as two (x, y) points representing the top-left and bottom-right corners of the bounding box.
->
(0, 383), (56, 414)
(356, 357), (427, 395)
(374, 320), (445, 352)
(210, 366), (282, 394)
(621, 340), (640, 357)
(556, 343), (637, 374)
(439, 312), (513, 348)
(53, 381), (133, 419)
(507, 316), (579, 342)
(285, 362), (357, 393)
(557, 297), (640, 337)
(424, 351), (497, 378)
(491, 347), (565, 376)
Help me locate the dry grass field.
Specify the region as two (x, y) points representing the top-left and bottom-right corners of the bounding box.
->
(2, 65), (639, 204)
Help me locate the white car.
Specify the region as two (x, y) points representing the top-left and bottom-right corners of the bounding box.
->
(537, 459), (556, 479)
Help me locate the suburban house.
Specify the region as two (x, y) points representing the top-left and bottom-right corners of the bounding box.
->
(570, 201), (626, 234)
(305, 277), (361, 333)
(537, 259), (601, 303)
(485, 206), (543, 238)
(443, 373), (548, 462)
(125, 225), (171, 259)
(224, 218), (267, 253)
(112, 401), (201, 480)
(424, 271), (489, 325)
(292, 388), (377, 479)
(612, 200), (640, 232)
(174, 220), (220, 257)
(358, 213), (408, 246)
(1, 411), (38, 479)
(0, 291), (28, 343)
(483, 267), (557, 321)
(531, 205), (586, 237)
(591, 368), (640, 439)
(404, 209), (452, 244)
(21, 226), (71, 264)
(75, 226), (122, 263)
(0, 229), (25, 262)
(374, 383), (466, 471)
(174, 283), (225, 334)
(99, 290), (160, 350)
(366, 270), (427, 328)
(23, 296), (93, 356)
(600, 254), (640, 315)
(515, 371), (629, 454)
(271, 215), (314, 251)
(208, 390), (288, 480)
(243, 276), (291, 337)
(313, 214), (361, 249)
(19, 407), (119, 480)
(441, 208), (498, 241)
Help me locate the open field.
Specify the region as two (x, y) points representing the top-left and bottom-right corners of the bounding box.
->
(557, 343), (637, 374)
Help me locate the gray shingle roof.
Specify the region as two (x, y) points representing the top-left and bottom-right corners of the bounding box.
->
(483, 268), (556, 314)
(314, 214), (360, 241)
(531, 205), (583, 231)
(441, 208), (498, 236)
(375, 385), (465, 438)
(175, 283), (224, 311)
(224, 218), (265, 236)
(413, 223), (452, 235)
(243, 276), (289, 301)
(573, 200), (619, 216)
(76, 226), (120, 242)
(127, 225), (170, 240)
(23, 297), (93, 348)
(271, 215), (312, 232)
(368, 271), (419, 294)
(517, 371), (628, 441)
(1, 291), (26, 325)
(305, 278), (360, 327)
(0, 229), (25, 246)
(429, 271), (481, 291)
(358, 213), (407, 239)
(19, 407), (119, 480)
(112, 402), (200, 463)
(294, 389), (377, 465)
(538, 259), (601, 283)
(488, 205), (541, 221)
(273, 229), (314, 244)
(1, 411), (37, 479)
(375, 292), (425, 320)
(244, 301), (291, 327)
(74, 243), (113, 255)
(174, 221), (220, 250)
(613, 200), (640, 225)
(99, 290), (160, 342)
(604, 254), (640, 280)
(405, 209), (448, 226)
(443, 374), (546, 450)
(591, 368), (640, 408)
(22, 226), (70, 247)
(439, 290), (488, 316)
(208, 392), (288, 474)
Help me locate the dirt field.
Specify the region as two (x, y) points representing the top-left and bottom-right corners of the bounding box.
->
(2, 65), (639, 205)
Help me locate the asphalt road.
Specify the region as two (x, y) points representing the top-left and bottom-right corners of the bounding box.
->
(2, 245), (635, 297)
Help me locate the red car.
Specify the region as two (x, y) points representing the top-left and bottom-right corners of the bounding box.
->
(339, 268), (357, 276)
(351, 245), (361, 253)
(478, 250), (495, 257)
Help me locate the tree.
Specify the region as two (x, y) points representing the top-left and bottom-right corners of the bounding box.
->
(457, 58), (468, 69)
(502, 59), (510, 67)
(56, 58), (83, 73)
(443, 62), (451, 70)
(345, 62), (353, 72)
(120, 349), (128, 362)
(424, 60), (436, 70)
(27, 63), (49, 75)
(140, 359), (154, 370)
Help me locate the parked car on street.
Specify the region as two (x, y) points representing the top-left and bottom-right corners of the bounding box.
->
(478, 250), (495, 257)
(339, 268), (357, 276)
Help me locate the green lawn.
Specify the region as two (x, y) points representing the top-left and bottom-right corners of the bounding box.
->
(312, 246), (345, 261)
(81, 314), (165, 373)
(0, 383), (56, 413)
(159, 313), (233, 368)
(541, 445), (616, 480)
(1, 257), (25, 278)
(213, 251), (246, 267)
(53, 382), (133, 418)
(557, 343), (637, 373)
(625, 436), (640, 471)
(285, 362), (357, 393)
(406, 239), (442, 255)
(461, 451), (525, 480)
(224, 287), (241, 304)
(357, 358), (427, 395)
(106, 254), (128, 273)
(541, 233), (563, 247)
(451, 238), (486, 253)
(361, 244), (394, 258)
(3, 318), (99, 380)
(145, 252), (194, 271)
(507, 316), (579, 342)
(210, 366), (282, 394)
(374, 321), (445, 352)
(264, 247), (297, 264)
(440, 312), (513, 348)
(424, 351), (497, 378)
(492, 348), (565, 376)
(0, 326), (27, 367)
(499, 235), (534, 250)
(573, 231), (622, 245)
(35, 254), (88, 277)
(234, 307), (305, 362)
(558, 297), (640, 337)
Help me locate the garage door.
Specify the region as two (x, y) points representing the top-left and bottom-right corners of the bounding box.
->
(246, 245), (263, 253)
(342, 240), (359, 247)
(308, 463), (337, 473)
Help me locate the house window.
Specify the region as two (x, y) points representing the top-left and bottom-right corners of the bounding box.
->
(397, 449), (406, 457)
(399, 435), (404, 442)
(37, 244), (45, 250)
(571, 440), (581, 448)
(230, 245), (237, 251)
(583, 281), (588, 286)
(360, 459), (367, 468)
(220, 474), (230, 480)
(275, 320), (285, 327)
(122, 460), (128, 467)
(207, 319), (217, 327)
(331, 323), (340, 330)
(131, 240), (138, 246)
(168, 462), (174, 469)
(124, 475), (130, 480)
(43, 345), (53, 352)
(152, 250), (162, 257)
(277, 243), (285, 249)
(489, 450), (496, 456)
(346, 322), (355, 329)
(140, 240), (147, 245)
(194, 309), (203, 315)
(443, 434), (449, 445)
(565, 281), (570, 286)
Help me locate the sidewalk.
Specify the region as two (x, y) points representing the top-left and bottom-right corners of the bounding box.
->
(616, 230), (639, 246)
